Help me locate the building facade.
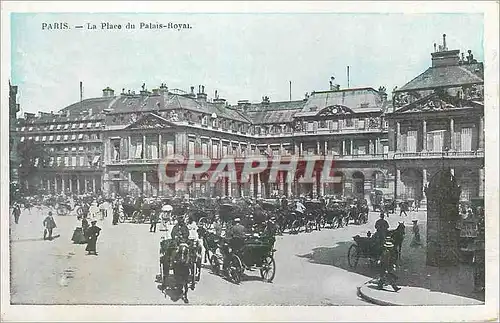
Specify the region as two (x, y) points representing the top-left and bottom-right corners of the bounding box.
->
(387, 34), (484, 204)
(14, 35), (484, 205)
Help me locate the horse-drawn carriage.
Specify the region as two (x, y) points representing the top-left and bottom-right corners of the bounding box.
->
(210, 234), (276, 284)
(347, 222), (405, 268)
(156, 237), (202, 303)
(303, 200), (325, 231)
(324, 199), (348, 228)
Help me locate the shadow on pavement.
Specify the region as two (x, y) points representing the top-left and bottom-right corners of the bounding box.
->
(297, 225), (484, 302)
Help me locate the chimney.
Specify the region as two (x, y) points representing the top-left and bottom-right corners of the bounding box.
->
(197, 84), (207, 102)
(237, 100), (250, 112)
(66, 110), (70, 117)
(88, 108), (93, 117)
(431, 34), (459, 67)
(159, 83), (168, 94)
(102, 87), (115, 97)
(261, 96), (270, 105)
(378, 86), (388, 102)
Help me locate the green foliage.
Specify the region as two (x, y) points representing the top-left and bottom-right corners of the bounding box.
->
(17, 139), (50, 179)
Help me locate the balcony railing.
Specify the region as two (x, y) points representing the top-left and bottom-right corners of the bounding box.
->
(394, 150), (484, 159)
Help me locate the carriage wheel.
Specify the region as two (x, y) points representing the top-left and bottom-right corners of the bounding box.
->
(119, 213), (126, 223)
(259, 255), (276, 283)
(229, 255), (243, 284)
(56, 207), (67, 216)
(132, 211), (140, 223)
(347, 244), (360, 268)
(77, 208), (84, 216)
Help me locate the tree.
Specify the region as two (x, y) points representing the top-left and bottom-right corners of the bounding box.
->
(17, 139), (50, 194)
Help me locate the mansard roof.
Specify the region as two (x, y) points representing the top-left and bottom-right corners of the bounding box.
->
(295, 87), (386, 117)
(242, 100), (305, 124)
(396, 62), (483, 92)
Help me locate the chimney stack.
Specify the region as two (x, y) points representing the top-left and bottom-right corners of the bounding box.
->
(197, 84), (207, 102)
(442, 34), (447, 51)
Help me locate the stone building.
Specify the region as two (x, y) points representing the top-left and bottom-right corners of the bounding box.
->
(387, 34), (484, 204)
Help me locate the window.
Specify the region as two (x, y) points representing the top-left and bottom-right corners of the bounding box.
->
(28, 136), (33, 140)
(95, 122), (101, 128)
(319, 120), (327, 128)
(56, 125), (62, 130)
(345, 119), (354, 127)
(80, 156), (85, 166)
(78, 134), (83, 140)
(56, 135), (61, 141)
(20, 137), (25, 142)
(64, 147), (69, 152)
(64, 124), (69, 129)
(28, 127), (33, 131)
(212, 144), (219, 158)
(71, 156), (77, 166)
(49, 125), (55, 130)
(49, 157), (54, 167)
(71, 124), (77, 129)
(460, 127), (472, 151)
(63, 135), (69, 141)
(35, 136), (40, 142)
(307, 122), (314, 132)
(79, 146), (84, 151)
(57, 157), (62, 166)
(87, 122), (93, 128)
(64, 156), (69, 166)
(49, 135), (54, 141)
(406, 130), (418, 153)
(71, 147), (77, 151)
(20, 127), (25, 131)
(201, 116), (208, 126)
(42, 136), (47, 142)
(79, 123), (84, 129)
(358, 119), (365, 129)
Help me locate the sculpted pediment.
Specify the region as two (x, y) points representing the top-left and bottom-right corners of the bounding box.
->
(125, 112), (173, 130)
(393, 93), (478, 114)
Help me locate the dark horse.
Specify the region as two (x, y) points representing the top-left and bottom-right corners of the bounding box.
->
(198, 227), (220, 264)
(173, 243), (192, 304)
(387, 222), (405, 260)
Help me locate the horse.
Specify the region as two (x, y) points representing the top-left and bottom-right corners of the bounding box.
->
(173, 243), (192, 304)
(189, 240), (203, 283)
(387, 222), (405, 260)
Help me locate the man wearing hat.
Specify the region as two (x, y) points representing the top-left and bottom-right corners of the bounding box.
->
(374, 212), (389, 246)
(226, 218), (245, 239)
(43, 211), (57, 240)
(410, 220), (422, 247)
(85, 220), (101, 255)
(171, 215), (189, 242)
(377, 238), (400, 291)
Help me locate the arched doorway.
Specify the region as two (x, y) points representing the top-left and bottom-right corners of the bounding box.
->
(352, 171), (365, 199)
(401, 168), (423, 200)
(371, 171), (386, 189)
(455, 169), (478, 201)
(332, 171), (345, 196)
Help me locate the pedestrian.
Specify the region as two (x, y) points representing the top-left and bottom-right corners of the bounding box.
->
(12, 202), (21, 224)
(377, 239), (401, 292)
(112, 199), (120, 225)
(399, 201), (409, 217)
(410, 220), (422, 247)
(150, 209), (159, 233)
(85, 220), (101, 255)
(43, 211), (57, 240)
(88, 200), (99, 222)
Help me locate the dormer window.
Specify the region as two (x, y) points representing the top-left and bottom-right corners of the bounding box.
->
(64, 124), (69, 129)
(201, 115), (208, 126)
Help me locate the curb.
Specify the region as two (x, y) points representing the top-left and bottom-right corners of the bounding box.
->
(357, 285), (399, 306)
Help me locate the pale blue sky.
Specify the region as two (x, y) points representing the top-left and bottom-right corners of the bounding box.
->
(11, 13), (483, 114)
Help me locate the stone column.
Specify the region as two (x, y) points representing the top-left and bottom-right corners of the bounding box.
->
(324, 141), (328, 156)
(479, 167), (485, 197)
(287, 171), (292, 197)
(69, 176), (73, 193)
(280, 172), (285, 195)
(158, 133), (162, 158)
(142, 172), (147, 194)
(142, 135), (146, 159)
(449, 118), (455, 151)
(249, 172), (254, 197)
(128, 135), (132, 159)
(54, 177), (58, 194)
(478, 116), (484, 151)
(299, 142), (303, 156)
(77, 176), (81, 194)
(227, 179), (232, 197)
(350, 139), (354, 155)
(92, 176), (96, 193)
(256, 174), (262, 197)
(61, 175), (65, 193)
(342, 140), (346, 155)
(421, 168), (428, 207)
(319, 171), (325, 197)
(316, 141), (321, 155)
(369, 139), (373, 155)
(395, 169), (401, 199)
(422, 120), (427, 151)
(375, 137), (380, 154)
(396, 121), (401, 152)
(128, 172), (132, 193)
(47, 179), (50, 193)
(450, 168), (455, 177)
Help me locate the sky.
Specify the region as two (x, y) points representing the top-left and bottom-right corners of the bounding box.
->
(11, 12), (484, 114)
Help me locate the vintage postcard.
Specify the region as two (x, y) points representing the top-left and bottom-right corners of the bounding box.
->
(1, 1), (498, 322)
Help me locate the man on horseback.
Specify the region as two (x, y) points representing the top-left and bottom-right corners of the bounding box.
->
(163, 215), (190, 284)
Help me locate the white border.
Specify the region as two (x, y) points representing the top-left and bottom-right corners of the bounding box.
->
(1, 1), (499, 322)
